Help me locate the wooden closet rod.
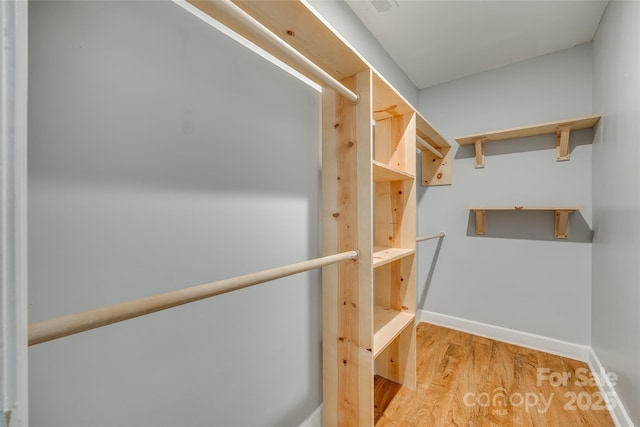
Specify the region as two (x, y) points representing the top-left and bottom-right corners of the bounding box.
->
(190, 0), (359, 103)
(416, 232), (445, 242)
(416, 135), (444, 159)
(29, 250), (359, 346)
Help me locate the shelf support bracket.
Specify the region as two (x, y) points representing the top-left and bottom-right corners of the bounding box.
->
(473, 210), (486, 235)
(554, 210), (571, 239)
(473, 138), (485, 168)
(556, 126), (572, 161)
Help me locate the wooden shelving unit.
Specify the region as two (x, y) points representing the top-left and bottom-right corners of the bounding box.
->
(467, 206), (582, 239)
(456, 115), (601, 168)
(188, 1), (450, 425)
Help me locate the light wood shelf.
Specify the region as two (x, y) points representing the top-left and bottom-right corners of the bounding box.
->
(372, 247), (415, 268)
(467, 206), (582, 239)
(373, 306), (414, 358)
(372, 160), (414, 182)
(456, 115), (601, 168)
(467, 206), (582, 211)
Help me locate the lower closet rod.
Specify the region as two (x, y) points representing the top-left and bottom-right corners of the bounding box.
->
(29, 249), (359, 346)
(416, 232), (445, 242)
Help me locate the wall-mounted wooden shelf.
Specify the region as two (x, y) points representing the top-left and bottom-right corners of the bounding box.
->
(467, 207), (582, 239)
(373, 306), (414, 357)
(456, 115), (601, 168)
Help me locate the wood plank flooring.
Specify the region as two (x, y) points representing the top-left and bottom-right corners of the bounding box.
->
(374, 323), (615, 426)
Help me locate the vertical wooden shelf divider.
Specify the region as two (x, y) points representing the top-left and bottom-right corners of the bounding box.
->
(322, 70), (374, 427)
(455, 115), (601, 167)
(187, 2), (450, 425)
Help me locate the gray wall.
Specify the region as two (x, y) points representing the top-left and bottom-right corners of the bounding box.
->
(307, 0), (418, 106)
(417, 44), (593, 344)
(592, 1), (640, 423)
(28, 2), (322, 426)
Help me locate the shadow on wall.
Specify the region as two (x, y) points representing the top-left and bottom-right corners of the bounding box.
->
(454, 128), (595, 161)
(466, 210), (593, 243)
(418, 235), (444, 309)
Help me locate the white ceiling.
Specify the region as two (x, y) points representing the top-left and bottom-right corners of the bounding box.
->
(346, 0), (608, 89)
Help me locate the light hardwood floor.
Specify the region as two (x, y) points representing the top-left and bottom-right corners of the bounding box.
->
(374, 323), (615, 426)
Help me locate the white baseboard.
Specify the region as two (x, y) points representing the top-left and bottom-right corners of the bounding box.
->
(417, 309), (591, 361)
(298, 404), (322, 427)
(588, 349), (636, 427)
(418, 310), (635, 425)
(302, 312), (634, 427)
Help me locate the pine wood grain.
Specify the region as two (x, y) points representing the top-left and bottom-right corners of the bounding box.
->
(374, 323), (616, 427)
(322, 70), (374, 427)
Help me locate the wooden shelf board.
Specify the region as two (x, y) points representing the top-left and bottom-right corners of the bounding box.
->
(467, 206), (582, 211)
(455, 115), (601, 146)
(467, 207), (581, 239)
(373, 306), (414, 358)
(373, 160), (414, 182)
(372, 247), (415, 268)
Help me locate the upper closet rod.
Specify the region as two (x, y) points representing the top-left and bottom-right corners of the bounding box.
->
(29, 250), (359, 346)
(416, 134), (444, 159)
(193, 0), (359, 103)
(416, 232), (445, 242)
